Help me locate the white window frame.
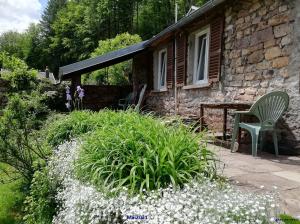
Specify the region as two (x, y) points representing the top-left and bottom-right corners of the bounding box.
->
(193, 26), (210, 85)
(157, 48), (167, 90)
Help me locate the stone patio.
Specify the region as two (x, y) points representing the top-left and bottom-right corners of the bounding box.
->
(210, 144), (300, 217)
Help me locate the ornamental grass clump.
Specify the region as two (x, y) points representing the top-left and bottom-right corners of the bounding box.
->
(75, 110), (216, 194)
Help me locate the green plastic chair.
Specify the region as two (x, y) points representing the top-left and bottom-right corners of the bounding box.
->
(118, 92), (134, 109)
(231, 91), (289, 157)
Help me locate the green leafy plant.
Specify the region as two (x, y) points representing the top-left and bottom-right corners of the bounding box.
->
(0, 93), (49, 182)
(23, 166), (59, 224)
(0, 53), (38, 92)
(46, 111), (96, 147)
(279, 214), (300, 224)
(0, 163), (24, 224)
(72, 110), (216, 194)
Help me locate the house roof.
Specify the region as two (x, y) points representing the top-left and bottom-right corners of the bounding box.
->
(59, 40), (148, 80)
(59, 0), (225, 80)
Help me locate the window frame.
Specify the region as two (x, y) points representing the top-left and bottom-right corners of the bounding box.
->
(192, 26), (210, 85)
(157, 48), (167, 91)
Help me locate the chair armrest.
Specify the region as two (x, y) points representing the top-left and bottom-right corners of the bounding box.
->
(119, 99), (126, 104)
(234, 110), (252, 114)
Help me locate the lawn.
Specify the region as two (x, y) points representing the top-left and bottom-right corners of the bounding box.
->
(0, 163), (24, 224)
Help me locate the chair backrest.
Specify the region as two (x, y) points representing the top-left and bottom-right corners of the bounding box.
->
(249, 91), (289, 128)
(135, 84), (147, 111)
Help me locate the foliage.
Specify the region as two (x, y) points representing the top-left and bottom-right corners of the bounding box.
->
(0, 53), (38, 92)
(83, 33), (142, 85)
(48, 141), (279, 224)
(70, 110), (215, 194)
(279, 214), (300, 224)
(0, 0), (208, 74)
(50, 1), (92, 69)
(46, 111), (95, 147)
(0, 31), (26, 59)
(0, 52), (28, 71)
(23, 166), (58, 224)
(31, 0), (67, 72)
(0, 164), (24, 224)
(46, 110), (216, 194)
(0, 93), (49, 182)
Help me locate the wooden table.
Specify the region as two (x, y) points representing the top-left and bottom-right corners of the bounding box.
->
(200, 103), (251, 141)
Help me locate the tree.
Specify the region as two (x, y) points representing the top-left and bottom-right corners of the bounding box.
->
(83, 33), (142, 85)
(0, 0), (207, 75)
(50, 2), (93, 69)
(135, 0), (207, 39)
(36, 0), (67, 73)
(40, 0), (67, 37)
(0, 31), (26, 59)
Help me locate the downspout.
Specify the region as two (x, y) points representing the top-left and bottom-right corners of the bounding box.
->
(174, 3), (178, 115)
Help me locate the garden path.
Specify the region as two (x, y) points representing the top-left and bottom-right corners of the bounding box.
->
(210, 144), (300, 217)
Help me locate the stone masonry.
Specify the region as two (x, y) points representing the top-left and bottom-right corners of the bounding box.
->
(146, 0), (300, 153)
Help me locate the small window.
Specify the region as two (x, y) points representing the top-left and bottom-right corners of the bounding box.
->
(157, 49), (167, 90)
(193, 27), (210, 84)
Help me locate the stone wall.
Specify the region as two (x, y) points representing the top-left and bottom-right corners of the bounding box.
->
(146, 0), (300, 153)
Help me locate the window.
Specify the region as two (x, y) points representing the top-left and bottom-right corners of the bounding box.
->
(157, 48), (167, 90)
(193, 27), (210, 85)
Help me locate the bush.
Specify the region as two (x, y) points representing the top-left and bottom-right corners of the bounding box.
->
(0, 53), (37, 92)
(71, 110), (216, 194)
(0, 93), (49, 182)
(23, 166), (58, 224)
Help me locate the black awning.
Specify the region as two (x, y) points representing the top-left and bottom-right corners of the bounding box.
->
(59, 40), (148, 80)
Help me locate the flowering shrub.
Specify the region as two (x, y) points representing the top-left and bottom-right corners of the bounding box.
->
(48, 140), (280, 224)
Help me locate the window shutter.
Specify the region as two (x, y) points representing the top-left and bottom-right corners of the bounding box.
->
(167, 41), (174, 88)
(208, 16), (224, 82)
(176, 34), (187, 86)
(148, 53), (154, 90)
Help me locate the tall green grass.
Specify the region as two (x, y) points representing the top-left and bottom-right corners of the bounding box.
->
(69, 110), (216, 194)
(0, 164), (24, 224)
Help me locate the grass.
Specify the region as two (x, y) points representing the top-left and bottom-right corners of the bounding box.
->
(279, 214), (300, 224)
(0, 163), (24, 224)
(71, 110), (216, 194)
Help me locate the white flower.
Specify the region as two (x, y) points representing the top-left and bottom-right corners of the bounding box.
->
(47, 140), (280, 224)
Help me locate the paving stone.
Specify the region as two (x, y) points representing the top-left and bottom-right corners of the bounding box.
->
(222, 167), (249, 178)
(273, 171), (300, 184)
(210, 144), (300, 215)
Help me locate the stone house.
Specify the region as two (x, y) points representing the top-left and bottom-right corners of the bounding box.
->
(59, 0), (300, 153)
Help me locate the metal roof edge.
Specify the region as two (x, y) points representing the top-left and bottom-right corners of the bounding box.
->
(59, 40), (149, 78)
